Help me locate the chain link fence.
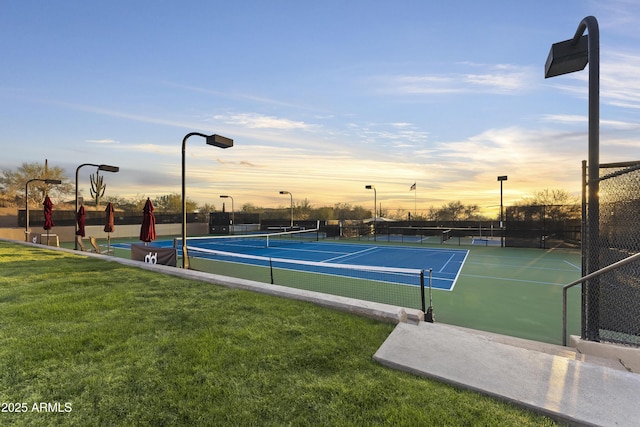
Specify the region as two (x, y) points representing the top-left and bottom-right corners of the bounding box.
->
(586, 161), (640, 345)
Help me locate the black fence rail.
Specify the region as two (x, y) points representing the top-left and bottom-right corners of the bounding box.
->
(18, 210), (208, 228)
(327, 218), (581, 249)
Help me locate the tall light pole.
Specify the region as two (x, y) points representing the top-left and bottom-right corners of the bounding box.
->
(219, 195), (234, 225)
(545, 16), (599, 341)
(182, 132), (233, 269)
(497, 175), (507, 247)
(75, 163), (119, 249)
(279, 191), (293, 228)
(25, 178), (62, 241)
(365, 185), (376, 241)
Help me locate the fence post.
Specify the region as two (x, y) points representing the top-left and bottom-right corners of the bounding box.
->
(420, 270), (426, 315)
(269, 258), (274, 284)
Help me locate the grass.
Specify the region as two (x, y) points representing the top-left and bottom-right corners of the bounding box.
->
(0, 241), (558, 426)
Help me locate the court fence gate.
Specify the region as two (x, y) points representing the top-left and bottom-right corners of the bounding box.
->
(583, 160), (640, 346)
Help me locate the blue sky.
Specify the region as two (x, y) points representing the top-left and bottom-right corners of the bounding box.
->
(2, 0), (640, 217)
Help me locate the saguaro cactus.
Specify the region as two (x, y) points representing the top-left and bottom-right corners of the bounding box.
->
(90, 172), (106, 207)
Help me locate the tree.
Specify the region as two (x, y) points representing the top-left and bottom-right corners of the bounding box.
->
(513, 188), (580, 221)
(439, 201), (465, 221)
(153, 193), (197, 213)
(104, 195), (147, 212)
(0, 161), (74, 207)
(241, 203), (259, 213)
(200, 203), (216, 214)
(295, 198), (313, 220)
(426, 206), (439, 221)
(333, 203), (353, 220)
(462, 204), (480, 220)
(333, 203), (369, 220)
(312, 206), (334, 220)
(391, 208), (407, 220)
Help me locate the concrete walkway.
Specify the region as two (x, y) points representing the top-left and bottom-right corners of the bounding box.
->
(374, 322), (640, 427)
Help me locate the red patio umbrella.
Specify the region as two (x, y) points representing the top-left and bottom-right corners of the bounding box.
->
(76, 205), (86, 237)
(43, 195), (54, 245)
(104, 202), (114, 253)
(140, 198), (156, 245)
(104, 202), (114, 233)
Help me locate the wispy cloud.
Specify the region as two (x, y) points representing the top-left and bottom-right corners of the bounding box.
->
(541, 114), (586, 125)
(159, 81), (315, 110)
(376, 64), (537, 95)
(595, 0), (640, 38)
(215, 158), (259, 167)
(86, 139), (119, 144)
(602, 51), (640, 109)
(546, 49), (640, 109)
(542, 113), (640, 131)
(464, 64), (535, 93)
(212, 113), (316, 130)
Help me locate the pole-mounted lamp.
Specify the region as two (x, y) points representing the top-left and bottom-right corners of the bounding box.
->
(365, 185), (376, 241)
(182, 133), (233, 269)
(279, 191), (293, 228)
(497, 175), (507, 247)
(219, 195), (234, 225)
(545, 16), (599, 341)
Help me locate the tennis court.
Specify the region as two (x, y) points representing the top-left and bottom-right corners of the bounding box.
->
(119, 230), (469, 291)
(109, 231), (582, 344)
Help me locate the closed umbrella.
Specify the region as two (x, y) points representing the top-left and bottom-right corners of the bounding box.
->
(43, 195), (54, 245)
(104, 202), (114, 253)
(76, 205), (86, 237)
(140, 198), (156, 245)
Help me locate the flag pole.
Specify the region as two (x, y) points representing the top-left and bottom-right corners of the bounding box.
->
(410, 182), (417, 219)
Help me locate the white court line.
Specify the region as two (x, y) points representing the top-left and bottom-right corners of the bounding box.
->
(564, 260), (582, 270)
(322, 246), (379, 263)
(447, 250), (469, 291)
(462, 273), (567, 286)
(464, 261), (580, 273)
(439, 253), (457, 273)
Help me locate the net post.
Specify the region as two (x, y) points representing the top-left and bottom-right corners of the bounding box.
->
(425, 268), (435, 323)
(269, 257), (274, 284)
(420, 270), (426, 316)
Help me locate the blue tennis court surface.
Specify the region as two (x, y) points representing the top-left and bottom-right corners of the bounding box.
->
(117, 239), (468, 291)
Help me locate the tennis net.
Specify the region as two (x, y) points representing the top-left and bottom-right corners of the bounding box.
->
(174, 228), (323, 252)
(185, 246), (425, 309)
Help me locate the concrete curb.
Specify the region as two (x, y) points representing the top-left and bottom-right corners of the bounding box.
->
(6, 239), (424, 325)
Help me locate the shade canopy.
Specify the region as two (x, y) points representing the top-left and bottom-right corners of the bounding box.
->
(43, 196), (55, 231)
(104, 202), (114, 233)
(140, 198), (157, 243)
(76, 205), (86, 237)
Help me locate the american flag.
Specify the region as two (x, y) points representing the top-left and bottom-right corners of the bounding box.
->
(410, 183), (416, 191)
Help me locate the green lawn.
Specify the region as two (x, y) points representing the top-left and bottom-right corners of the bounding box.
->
(0, 241), (557, 426)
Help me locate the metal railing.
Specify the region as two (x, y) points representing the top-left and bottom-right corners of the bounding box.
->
(562, 251), (640, 346)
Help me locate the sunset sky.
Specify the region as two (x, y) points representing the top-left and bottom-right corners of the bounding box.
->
(2, 1), (640, 217)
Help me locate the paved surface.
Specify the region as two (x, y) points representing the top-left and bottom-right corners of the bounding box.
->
(374, 322), (640, 427)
